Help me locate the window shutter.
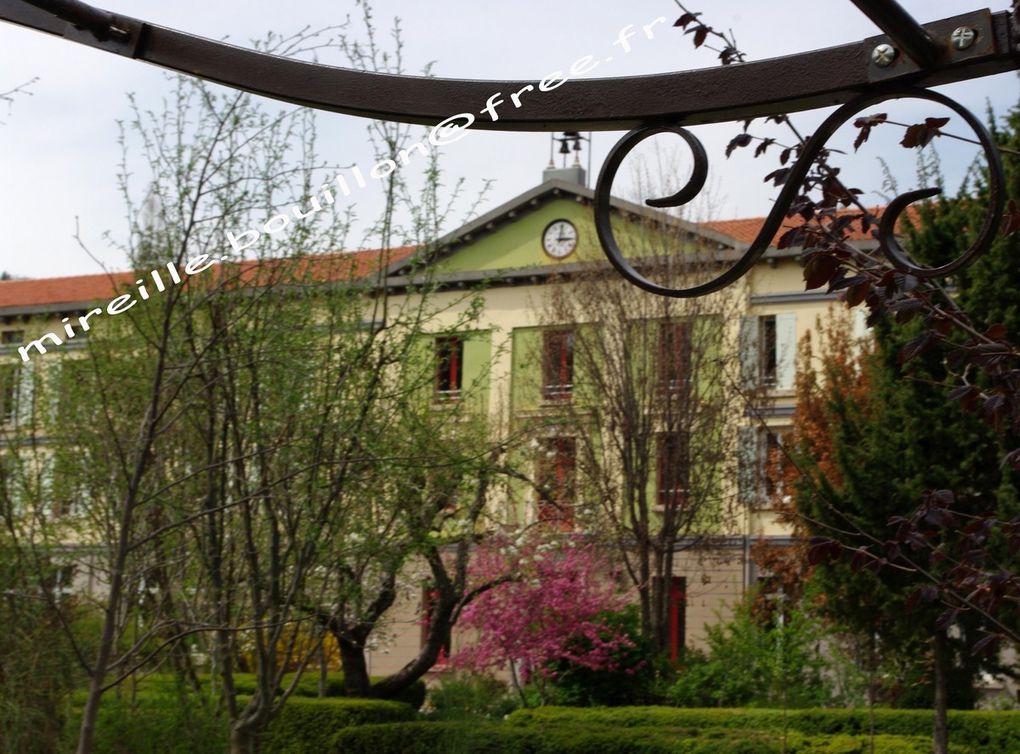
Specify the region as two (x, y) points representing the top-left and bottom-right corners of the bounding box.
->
(852, 307), (868, 341)
(511, 327), (543, 410)
(16, 362), (35, 426)
(775, 313), (797, 390)
(462, 331), (492, 410)
(737, 426), (761, 505)
(739, 316), (759, 388)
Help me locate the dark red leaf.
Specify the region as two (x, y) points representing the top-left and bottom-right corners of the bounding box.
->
(779, 147), (792, 166)
(764, 167), (791, 187)
(985, 323), (1008, 340)
(972, 633), (1002, 656)
(1002, 199), (1020, 237)
(852, 113), (887, 151)
(808, 538), (842, 566)
(726, 133), (753, 158)
(901, 117), (951, 149)
(777, 226), (805, 250)
(898, 332), (935, 364)
(804, 254), (841, 290)
(850, 548), (871, 573)
(693, 26), (709, 48)
(935, 608), (959, 631)
(846, 281), (870, 307)
(674, 12), (701, 28)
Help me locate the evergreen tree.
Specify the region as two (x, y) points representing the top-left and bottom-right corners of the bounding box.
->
(787, 101), (1020, 752)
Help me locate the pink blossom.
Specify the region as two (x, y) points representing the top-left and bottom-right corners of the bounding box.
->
(452, 534), (633, 681)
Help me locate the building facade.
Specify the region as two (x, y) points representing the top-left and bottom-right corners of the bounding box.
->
(0, 167), (873, 676)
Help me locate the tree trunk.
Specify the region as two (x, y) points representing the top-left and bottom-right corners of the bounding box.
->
(318, 642), (328, 698)
(371, 599), (453, 700)
(933, 630), (949, 754)
(229, 722), (256, 754)
(338, 635), (372, 696)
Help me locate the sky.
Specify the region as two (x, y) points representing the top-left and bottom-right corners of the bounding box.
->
(0, 0), (1017, 280)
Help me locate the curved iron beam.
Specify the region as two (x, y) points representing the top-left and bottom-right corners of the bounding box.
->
(593, 87), (1006, 298)
(0, 1), (1017, 132)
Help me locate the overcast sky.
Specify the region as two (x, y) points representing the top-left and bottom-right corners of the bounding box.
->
(0, 0), (1017, 280)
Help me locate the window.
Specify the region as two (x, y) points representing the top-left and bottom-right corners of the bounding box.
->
(53, 564), (75, 601)
(0, 364), (18, 424)
(658, 321), (691, 393)
(657, 432), (689, 509)
(738, 427), (783, 508)
(740, 314), (796, 391)
(536, 437), (576, 526)
(0, 330), (24, 345)
(759, 315), (778, 386)
(542, 330), (574, 400)
(434, 336), (463, 400)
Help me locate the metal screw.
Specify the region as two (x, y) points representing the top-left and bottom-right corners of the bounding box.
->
(871, 43), (898, 67)
(951, 27), (977, 50)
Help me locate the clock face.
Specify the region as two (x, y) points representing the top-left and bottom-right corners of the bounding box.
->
(542, 219), (578, 259)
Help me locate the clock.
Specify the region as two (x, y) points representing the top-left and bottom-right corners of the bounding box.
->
(542, 219), (578, 259)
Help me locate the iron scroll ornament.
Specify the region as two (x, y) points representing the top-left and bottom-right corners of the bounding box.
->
(593, 87), (1007, 299)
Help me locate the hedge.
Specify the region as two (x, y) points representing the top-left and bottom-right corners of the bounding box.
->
(506, 707), (1017, 752)
(143, 671), (427, 708)
(72, 692), (413, 754)
(329, 722), (964, 754)
(260, 697), (415, 754)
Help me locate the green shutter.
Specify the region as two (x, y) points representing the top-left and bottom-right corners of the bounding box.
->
(511, 327), (543, 411)
(687, 314), (726, 530)
(462, 330), (492, 412)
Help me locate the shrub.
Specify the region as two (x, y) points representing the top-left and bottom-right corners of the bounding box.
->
(425, 672), (519, 720)
(260, 697), (415, 754)
(71, 690), (413, 754)
(330, 721), (775, 753)
(665, 596), (849, 708)
(330, 721), (963, 754)
(69, 688), (227, 754)
(507, 706), (1016, 751)
(544, 605), (667, 707)
(143, 671), (426, 708)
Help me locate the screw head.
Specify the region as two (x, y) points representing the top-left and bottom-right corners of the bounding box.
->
(951, 27), (977, 50)
(871, 43), (898, 67)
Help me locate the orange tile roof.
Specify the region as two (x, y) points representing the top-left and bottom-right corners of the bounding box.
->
(0, 247), (416, 310)
(701, 205), (919, 247)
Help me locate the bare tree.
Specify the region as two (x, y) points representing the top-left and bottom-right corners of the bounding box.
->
(540, 172), (747, 652)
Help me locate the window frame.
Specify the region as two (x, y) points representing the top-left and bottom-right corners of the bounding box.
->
(759, 314), (778, 387)
(536, 436), (576, 526)
(0, 330), (24, 346)
(434, 335), (464, 402)
(656, 431), (690, 510)
(541, 329), (575, 401)
(658, 320), (692, 394)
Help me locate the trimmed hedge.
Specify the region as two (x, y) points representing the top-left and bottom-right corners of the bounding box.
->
(73, 691), (413, 754)
(330, 722), (964, 754)
(71, 690), (226, 754)
(261, 697), (415, 754)
(506, 707), (1016, 752)
(144, 671), (427, 709)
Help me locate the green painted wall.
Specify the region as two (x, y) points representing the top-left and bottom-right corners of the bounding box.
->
(435, 196), (698, 278)
(438, 199), (595, 274)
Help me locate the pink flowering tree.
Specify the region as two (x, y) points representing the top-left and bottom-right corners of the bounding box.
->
(451, 533), (635, 703)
